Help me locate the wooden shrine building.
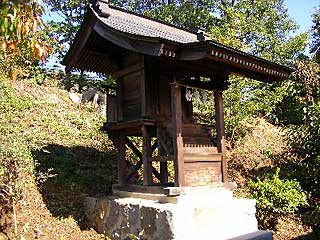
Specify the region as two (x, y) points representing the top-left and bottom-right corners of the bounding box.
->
(63, 0), (294, 190)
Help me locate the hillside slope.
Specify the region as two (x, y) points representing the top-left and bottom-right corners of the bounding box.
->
(0, 78), (116, 240)
(0, 78), (314, 240)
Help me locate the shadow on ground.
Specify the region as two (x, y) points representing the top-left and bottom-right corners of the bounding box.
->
(32, 144), (117, 229)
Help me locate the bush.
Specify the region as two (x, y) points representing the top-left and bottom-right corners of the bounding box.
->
(248, 168), (307, 215)
(247, 168), (308, 229)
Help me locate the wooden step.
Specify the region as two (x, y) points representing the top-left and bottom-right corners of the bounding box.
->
(184, 152), (222, 162)
(160, 121), (216, 150)
(183, 146), (218, 154)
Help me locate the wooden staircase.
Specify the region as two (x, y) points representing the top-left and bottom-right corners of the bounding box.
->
(157, 120), (223, 186)
(161, 121), (217, 149)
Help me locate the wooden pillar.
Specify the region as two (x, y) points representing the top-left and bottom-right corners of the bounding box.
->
(117, 79), (123, 121)
(141, 56), (147, 117)
(170, 82), (185, 187)
(157, 126), (168, 184)
(214, 91), (228, 182)
(142, 125), (152, 185)
(106, 87), (110, 123)
(117, 133), (127, 185)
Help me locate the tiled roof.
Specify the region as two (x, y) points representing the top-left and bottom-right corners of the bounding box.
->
(63, 1), (294, 82)
(92, 2), (205, 44)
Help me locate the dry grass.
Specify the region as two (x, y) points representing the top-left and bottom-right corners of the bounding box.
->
(1, 78), (116, 239)
(228, 117), (289, 186)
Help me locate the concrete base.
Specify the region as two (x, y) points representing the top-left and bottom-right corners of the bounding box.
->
(228, 231), (272, 240)
(84, 187), (265, 240)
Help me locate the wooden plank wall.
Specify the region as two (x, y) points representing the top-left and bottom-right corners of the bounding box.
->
(144, 57), (160, 117)
(107, 95), (118, 123)
(119, 54), (144, 121)
(146, 59), (192, 122)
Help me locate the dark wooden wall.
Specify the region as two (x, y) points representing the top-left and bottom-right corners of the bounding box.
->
(144, 57), (160, 117)
(109, 54), (195, 123)
(118, 54), (144, 121)
(144, 57), (193, 123)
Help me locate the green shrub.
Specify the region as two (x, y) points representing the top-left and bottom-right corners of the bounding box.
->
(248, 168), (307, 214)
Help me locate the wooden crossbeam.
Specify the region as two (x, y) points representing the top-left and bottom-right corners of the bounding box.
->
(148, 156), (174, 162)
(126, 161), (143, 182)
(157, 126), (169, 184)
(112, 62), (144, 79)
(125, 137), (161, 182)
(158, 137), (170, 155)
(177, 79), (216, 90)
(117, 134), (127, 185)
(125, 137), (142, 159)
(151, 140), (158, 153)
(152, 167), (162, 182)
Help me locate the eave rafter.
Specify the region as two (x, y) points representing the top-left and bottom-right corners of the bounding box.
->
(208, 48), (291, 80)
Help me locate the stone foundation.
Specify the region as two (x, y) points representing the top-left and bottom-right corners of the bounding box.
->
(84, 187), (265, 240)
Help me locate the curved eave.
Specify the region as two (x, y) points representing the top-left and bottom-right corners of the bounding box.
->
(179, 41), (294, 82)
(62, 7), (179, 73)
(62, 8), (97, 72)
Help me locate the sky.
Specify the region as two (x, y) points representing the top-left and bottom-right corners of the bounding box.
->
(284, 0), (319, 33)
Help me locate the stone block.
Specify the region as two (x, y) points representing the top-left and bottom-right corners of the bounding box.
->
(83, 187), (265, 240)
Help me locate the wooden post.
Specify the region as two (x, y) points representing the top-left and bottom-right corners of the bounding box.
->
(117, 79), (123, 121)
(142, 125), (152, 185)
(170, 82), (185, 187)
(141, 56), (147, 117)
(117, 133), (127, 186)
(214, 91), (228, 182)
(157, 126), (168, 184)
(106, 87), (110, 123)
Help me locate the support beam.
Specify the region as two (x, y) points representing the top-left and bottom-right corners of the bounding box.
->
(157, 126), (168, 184)
(112, 62), (144, 79)
(214, 91), (228, 182)
(125, 137), (142, 159)
(117, 79), (123, 121)
(158, 137), (170, 155)
(117, 133), (127, 186)
(149, 156), (174, 162)
(151, 140), (158, 153)
(177, 79), (216, 90)
(170, 81), (185, 187)
(125, 137), (161, 182)
(142, 125), (152, 185)
(141, 57), (147, 117)
(125, 137), (143, 182)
